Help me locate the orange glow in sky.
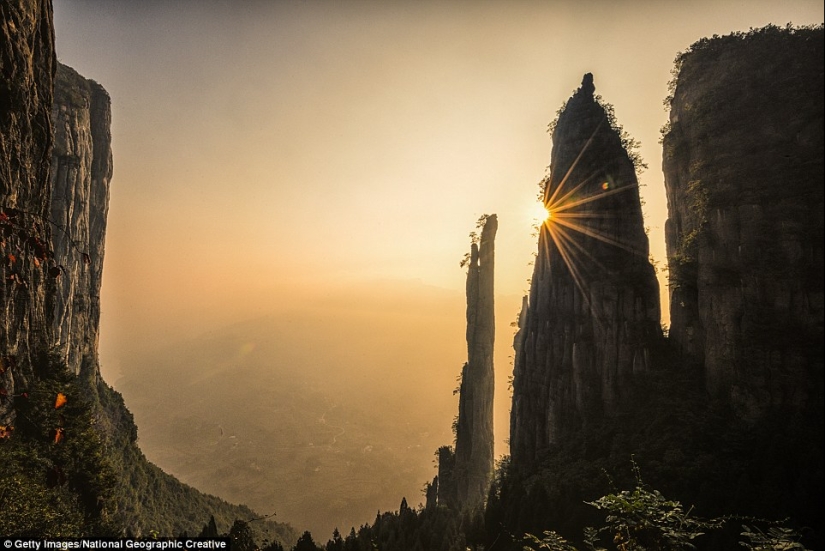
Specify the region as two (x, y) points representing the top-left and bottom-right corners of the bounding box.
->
(51, 0), (823, 535)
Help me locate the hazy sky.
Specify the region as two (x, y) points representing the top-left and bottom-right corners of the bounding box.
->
(53, 0), (822, 463)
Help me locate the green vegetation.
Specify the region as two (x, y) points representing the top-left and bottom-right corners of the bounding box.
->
(667, 178), (708, 290)
(55, 63), (98, 108)
(0, 353), (294, 544)
(92, 378), (296, 543)
(520, 474), (809, 551)
(0, 358), (117, 536)
(486, 347), (823, 550)
(593, 95), (647, 177)
(246, 459), (810, 551)
(546, 95), (646, 179)
(664, 23), (823, 109)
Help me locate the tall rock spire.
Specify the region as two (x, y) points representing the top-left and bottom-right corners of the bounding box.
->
(453, 213), (497, 508)
(509, 75), (661, 468)
(50, 63), (113, 381)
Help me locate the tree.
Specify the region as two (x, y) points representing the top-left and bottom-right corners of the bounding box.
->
(229, 520), (256, 551)
(326, 528), (344, 551)
(200, 516), (219, 538)
(261, 541), (285, 551)
(294, 531), (321, 551)
(343, 527), (359, 551)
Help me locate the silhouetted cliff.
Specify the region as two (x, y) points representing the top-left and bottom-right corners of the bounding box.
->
(510, 74), (662, 470)
(663, 24), (824, 422)
(453, 213), (497, 509)
(492, 27), (823, 551)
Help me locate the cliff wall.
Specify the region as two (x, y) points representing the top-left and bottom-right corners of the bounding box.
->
(509, 75), (661, 469)
(663, 25), (824, 421)
(493, 28), (823, 550)
(50, 63), (112, 380)
(453, 213), (497, 508)
(46, 64), (294, 542)
(1, 6), (294, 541)
(1, 0), (55, 424)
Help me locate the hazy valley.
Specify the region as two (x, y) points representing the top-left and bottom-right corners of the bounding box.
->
(113, 283), (519, 537)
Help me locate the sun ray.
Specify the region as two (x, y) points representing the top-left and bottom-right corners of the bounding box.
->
(552, 225), (610, 327)
(550, 215), (643, 256)
(546, 175), (594, 214)
(543, 120), (604, 207)
(546, 167), (604, 212)
(550, 183), (638, 214)
(545, 224), (598, 317)
(550, 211), (620, 220)
(553, 223), (610, 274)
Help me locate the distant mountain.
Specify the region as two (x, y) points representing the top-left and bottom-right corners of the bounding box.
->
(115, 282), (467, 538)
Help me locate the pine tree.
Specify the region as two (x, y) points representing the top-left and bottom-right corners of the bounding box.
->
(294, 531), (320, 551)
(326, 528), (344, 551)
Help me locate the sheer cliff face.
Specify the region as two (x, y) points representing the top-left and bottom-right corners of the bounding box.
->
(1, 0), (55, 423)
(50, 63), (113, 379)
(510, 75), (661, 468)
(453, 214), (497, 508)
(663, 27), (824, 421)
(1, 7), (111, 426)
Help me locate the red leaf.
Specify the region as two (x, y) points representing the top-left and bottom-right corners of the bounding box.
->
(55, 393), (68, 409)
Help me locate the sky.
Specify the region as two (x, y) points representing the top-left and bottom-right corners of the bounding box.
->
(52, 0), (823, 509)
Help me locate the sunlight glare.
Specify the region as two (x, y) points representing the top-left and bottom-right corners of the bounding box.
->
(530, 201), (551, 223)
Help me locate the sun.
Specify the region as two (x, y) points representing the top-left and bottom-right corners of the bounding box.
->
(530, 200), (551, 224)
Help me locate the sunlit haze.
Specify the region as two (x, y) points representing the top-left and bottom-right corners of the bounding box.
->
(52, 0), (823, 536)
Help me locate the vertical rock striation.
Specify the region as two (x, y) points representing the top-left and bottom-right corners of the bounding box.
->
(0, 7), (294, 539)
(453, 214), (497, 508)
(50, 62), (113, 380)
(663, 26), (824, 421)
(510, 75), (661, 469)
(1, 0), (55, 424)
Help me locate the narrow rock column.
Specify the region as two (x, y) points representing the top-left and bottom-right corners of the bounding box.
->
(453, 213), (497, 508)
(50, 63), (113, 380)
(509, 75), (661, 469)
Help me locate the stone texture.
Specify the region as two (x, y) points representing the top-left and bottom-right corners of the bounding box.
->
(453, 214), (497, 508)
(663, 26), (824, 420)
(509, 75), (661, 469)
(435, 445), (457, 508)
(50, 62), (113, 380)
(0, 10), (294, 539)
(1, 0), (55, 424)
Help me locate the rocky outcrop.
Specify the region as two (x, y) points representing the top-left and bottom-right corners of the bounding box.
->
(493, 29), (822, 549)
(1, 7), (294, 540)
(435, 445), (456, 509)
(453, 214), (497, 508)
(509, 75), (661, 469)
(1, 0), (55, 424)
(50, 62), (113, 380)
(663, 26), (824, 421)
